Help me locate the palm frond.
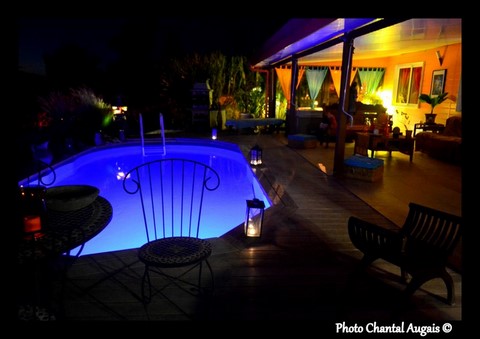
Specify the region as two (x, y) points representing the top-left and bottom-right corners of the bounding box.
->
(419, 92), (449, 112)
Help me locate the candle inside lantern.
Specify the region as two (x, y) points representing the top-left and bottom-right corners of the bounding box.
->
(246, 220), (259, 236)
(23, 215), (42, 233)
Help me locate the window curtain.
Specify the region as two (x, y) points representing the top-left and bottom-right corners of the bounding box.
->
(305, 67), (328, 107)
(396, 68), (411, 103)
(330, 66), (357, 97)
(275, 66), (305, 105)
(357, 67), (385, 96)
(409, 67), (422, 104)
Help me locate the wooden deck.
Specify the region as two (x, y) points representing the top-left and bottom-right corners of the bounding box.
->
(15, 132), (463, 332)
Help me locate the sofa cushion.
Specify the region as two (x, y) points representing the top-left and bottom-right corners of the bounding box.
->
(443, 116), (462, 137)
(422, 135), (461, 163)
(415, 116), (461, 164)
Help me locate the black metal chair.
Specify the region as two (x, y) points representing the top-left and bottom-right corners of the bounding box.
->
(122, 158), (220, 305)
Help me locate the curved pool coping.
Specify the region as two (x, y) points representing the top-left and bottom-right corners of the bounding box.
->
(20, 137), (248, 186)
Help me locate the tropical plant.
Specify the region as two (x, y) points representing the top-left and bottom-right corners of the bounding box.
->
(418, 92), (449, 113)
(167, 52), (268, 121)
(38, 87), (112, 146)
(235, 86), (265, 118)
(206, 52), (227, 110)
(169, 52), (249, 111)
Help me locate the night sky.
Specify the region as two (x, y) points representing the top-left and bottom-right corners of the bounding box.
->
(18, 17), (290, 75)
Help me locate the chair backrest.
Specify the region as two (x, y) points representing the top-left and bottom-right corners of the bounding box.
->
(122, 158), (220, 242)
(401, 202), (462, 258)
(21, 159), (56, 187)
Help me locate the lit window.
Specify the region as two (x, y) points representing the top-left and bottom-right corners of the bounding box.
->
(393, 62), (424, 107)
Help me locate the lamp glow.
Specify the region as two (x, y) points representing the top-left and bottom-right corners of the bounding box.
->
(23, 215), (42, 233)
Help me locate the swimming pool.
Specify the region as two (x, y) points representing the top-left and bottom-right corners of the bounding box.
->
(21, 139), (271, 255)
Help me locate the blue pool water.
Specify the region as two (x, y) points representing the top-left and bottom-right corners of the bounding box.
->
(24, 139), (271, 255)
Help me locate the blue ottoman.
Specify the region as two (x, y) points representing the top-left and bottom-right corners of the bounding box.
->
(287, 134), (317, 149)
(344, 155), (384, 182)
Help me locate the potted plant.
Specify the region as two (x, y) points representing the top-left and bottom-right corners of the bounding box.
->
(418, 92), (449, 124)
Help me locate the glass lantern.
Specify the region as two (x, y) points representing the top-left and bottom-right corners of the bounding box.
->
(244, 198), (265, 237)
(249, 144), (263, 166)
(18, 186), (47, 236)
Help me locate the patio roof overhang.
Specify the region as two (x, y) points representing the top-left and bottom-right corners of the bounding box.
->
(252, 18), (462, 68)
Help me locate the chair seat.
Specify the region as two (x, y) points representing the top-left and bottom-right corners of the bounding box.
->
(138, 237), (212, 268)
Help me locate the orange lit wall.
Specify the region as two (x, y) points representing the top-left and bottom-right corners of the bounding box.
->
(311, 43), (462, 126)
(382, 43), (461, 126)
